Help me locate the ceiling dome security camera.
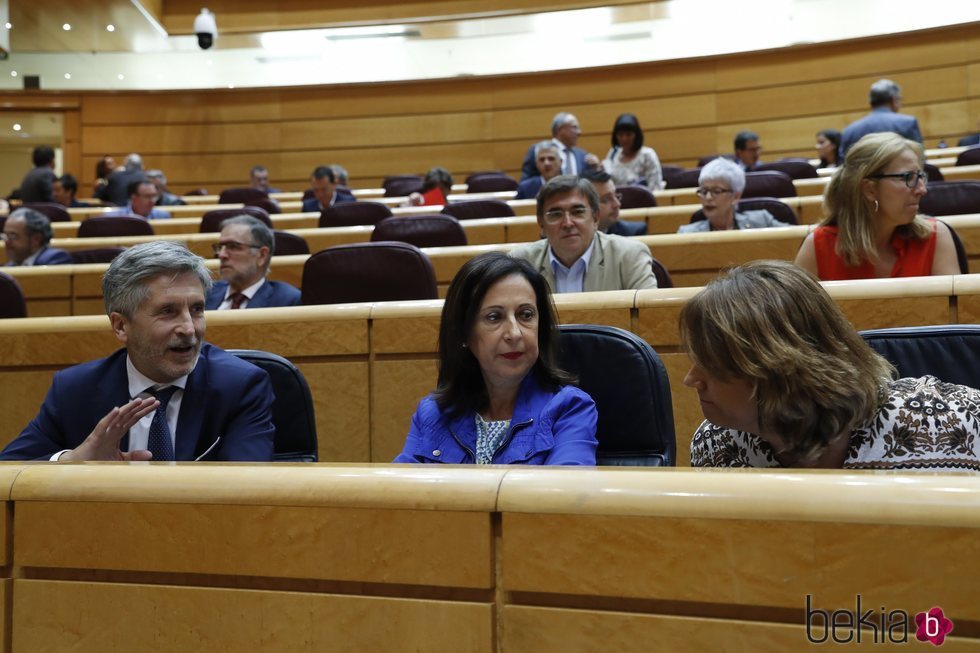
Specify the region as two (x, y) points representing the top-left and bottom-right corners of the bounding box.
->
(194, 8), (218, 50)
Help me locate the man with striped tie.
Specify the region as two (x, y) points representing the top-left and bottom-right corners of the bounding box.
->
(0, 241), (276, 462)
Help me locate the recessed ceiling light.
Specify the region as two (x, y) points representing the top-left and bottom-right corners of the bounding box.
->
(62, 23), (71, 31)
(117, 74), (125, 80)
(4, 23), (11, 30)
(228, 83), (235, 89)
(9, 70), (17, 77)
(64, 73), (71, 79)
(106, 24), (115, 32)
(13, 123), (21, 131)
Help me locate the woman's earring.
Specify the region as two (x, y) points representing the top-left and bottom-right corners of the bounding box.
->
(874, 199), (879, 213)
(461, 343), (467, 349)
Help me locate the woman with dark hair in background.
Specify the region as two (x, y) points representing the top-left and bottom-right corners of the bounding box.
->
(815, 128), (842, 168)
(602, 113), (664, 190)
(682, 260), (980, 470)
(394, 251), (597, 465)
(93, 155), (116, 195)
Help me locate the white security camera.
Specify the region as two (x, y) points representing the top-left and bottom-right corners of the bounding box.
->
(194, 8), (217, 50)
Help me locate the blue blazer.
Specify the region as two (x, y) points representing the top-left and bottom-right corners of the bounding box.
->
(515, 176), (545, 200)
(302, 192), (356, 213)
(607, 220), (648, 237)
(841, 108), (923, 158)
(206, 279), (301, 310)
(520, 143), (590, 181)
(0, 343), (275, 461)
(394, 372), (598, 465)
(23, 246), (72, 266)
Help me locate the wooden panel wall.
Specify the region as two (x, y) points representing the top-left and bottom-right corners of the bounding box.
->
(61, 23), (979, 194)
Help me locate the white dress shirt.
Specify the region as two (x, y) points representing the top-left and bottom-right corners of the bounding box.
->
(216, 277), (266, 310)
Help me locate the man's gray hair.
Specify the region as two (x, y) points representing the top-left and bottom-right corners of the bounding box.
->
(536, 174), (599, 218)
(329, 164), (349, 185)
(9, 207), (53, 245)
(103, 241), (212, 317)
(219, 215), (275, 272)
(869, 79), (901, 107)
(534, 140), (560, 157)
(699, 157), (746, 195)
(124, 153), (143, 172)
(550, 112), (573, 136)
(145, 169), (167, 185)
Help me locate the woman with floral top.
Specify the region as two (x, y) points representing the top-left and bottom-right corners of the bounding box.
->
(682, 260), (980, 470)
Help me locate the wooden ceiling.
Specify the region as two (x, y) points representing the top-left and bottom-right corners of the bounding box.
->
(8, 0), (645, 52)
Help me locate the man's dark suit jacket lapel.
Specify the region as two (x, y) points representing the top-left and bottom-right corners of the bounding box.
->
(247, 280), (273, 308)
(174, 349), (211, 460)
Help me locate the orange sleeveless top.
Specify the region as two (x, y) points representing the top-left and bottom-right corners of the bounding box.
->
(813, 220), (937, 281)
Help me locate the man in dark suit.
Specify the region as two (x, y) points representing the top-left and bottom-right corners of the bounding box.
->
(958, 133), (980, 147)
(206, 215), (300, 310)
(96, 153), (147, 206)
(301, 165), (355, 212)
(519, 112), (598, 181)
(2, 208), (72, 266)
(515, 141), (563, 200)
(841, 79), (923, 158)
(18, 145), (56, 203)
(583, 169), (647, 237)
(52, 174), (91, 208)
(734, 130), (762, 172)
(0, 241), (276, 462)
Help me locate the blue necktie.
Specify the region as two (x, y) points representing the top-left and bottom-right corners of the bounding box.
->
(147, 386), (178, 461)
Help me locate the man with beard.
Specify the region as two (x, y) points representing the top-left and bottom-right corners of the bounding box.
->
(0, 241), (276, 462)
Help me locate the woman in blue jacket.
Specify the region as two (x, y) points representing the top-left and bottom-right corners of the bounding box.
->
(394, 252), (598, 465)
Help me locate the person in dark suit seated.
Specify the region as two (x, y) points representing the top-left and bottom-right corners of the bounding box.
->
(840, 79), (923, 159)
(394, 251), (597, 465)
(52, 173), (91, 208)
(958, 133), (980, 147)
(2, 208), (72, 266)
(0, 241), (276, 462)
(104, 178), (172, 220)
(582, 169), (647, 236)
(678, 158), (791, 233)
(206, 215), (300, 310)
(95, 153), (147, 207)
(250, 165), (281, 194)
(684, 260), (980, 470)
(302, 165), (355, 212)
(519, 112), (599, 181)
(515, 142), (563, 200)
(145, 169), (186, 206)
(733, 130), (762, 171)
(18, 145), (56, 203)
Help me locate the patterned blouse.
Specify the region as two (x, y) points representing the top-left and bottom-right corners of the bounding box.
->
(690, 377), (980, 471)
(475, 414), (511, 465)
(602, 146), (664, 190)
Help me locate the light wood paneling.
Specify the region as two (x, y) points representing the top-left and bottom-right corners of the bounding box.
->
(372, 359), (439, 463)
(13, 580), (493, 653)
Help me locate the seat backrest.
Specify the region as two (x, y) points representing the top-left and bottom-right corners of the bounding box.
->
(860, 325), (980, 389)
(226, 349), (318, 462)
(440, 199), (515, 220)
(301, 241), (437, 305)
(273, 230), (310, 256)
(918, 181), (980, 217)
(247, 197), (281, 215)
(924, 162), (945, 182)
(616, 185), (657, 209)
(200, 206), (273, 232)
(665, 168), (701, 189)
(184, 188), (209, 196)
(0, 271), (27, 319)
(689, 197), (798, 225)
(319, 201), (393, 228)
(69, 247), (127, 265)
(754, 158), (819, 180)
(218, 187), (269, 204)
(743, 170), (796, 198)
(938, 220), (969, 274)
(464, 170), (505, 185)
(77, 216), (154, 237)
(466, 174), (518, 193)
(651, 257), (674, 288)
(955, 145), (980, 167)
(24, 202), (71, 222)
(697, 154), (734, 167)
(382, 175), (424, 198)
(558, 325), (675, 466)
(372, 215), (467, 248)
(660, 165), (685, 188)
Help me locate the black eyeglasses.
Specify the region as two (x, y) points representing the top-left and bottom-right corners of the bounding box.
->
(212, 241), (262, 255)
(866, 170), (928, 189)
